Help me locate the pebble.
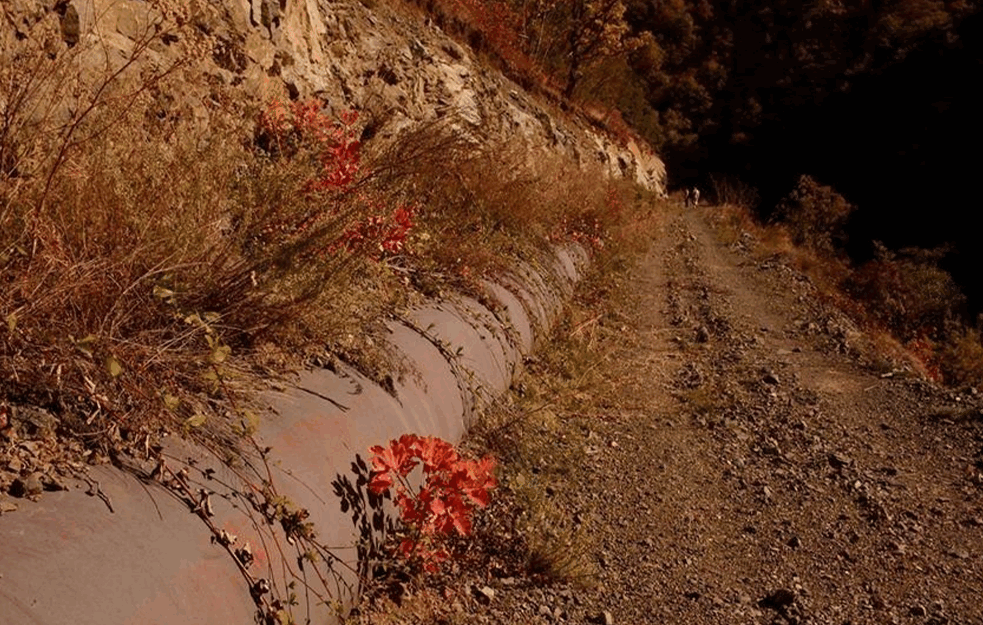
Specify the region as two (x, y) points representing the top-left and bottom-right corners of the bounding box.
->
(759, 588), (795, 610)
(695, 326), (710, 343)
(474, 585), (495, 604)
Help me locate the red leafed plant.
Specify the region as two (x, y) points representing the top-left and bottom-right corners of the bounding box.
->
(257, 98), (361, 193)
(338, 204), (417, 258)
(368, 434), (497, 572)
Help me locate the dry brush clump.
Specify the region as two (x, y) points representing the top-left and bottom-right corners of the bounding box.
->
(0, 12), (258, 451)
(939, 328), (983, 389)
(842, 244), (965, 343)
(364, 121), (633, 296)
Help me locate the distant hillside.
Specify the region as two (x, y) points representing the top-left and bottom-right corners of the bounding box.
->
(607, 0), (983, 317)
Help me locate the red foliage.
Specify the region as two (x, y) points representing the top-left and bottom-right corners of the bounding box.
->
(907, 335), (944, 383)
(256, 100), (419, 263)
(426, 0), (544, 80)
(368, 434), (497, 572)
(338, 204), (417, 259)
(258, 99), (362, 193)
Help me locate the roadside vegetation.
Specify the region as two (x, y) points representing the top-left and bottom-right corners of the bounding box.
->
(3, 0), (979, 619)
(345, 189), (666, 624)
(707, 175), (983, 390)
(0, 7), (639, 476)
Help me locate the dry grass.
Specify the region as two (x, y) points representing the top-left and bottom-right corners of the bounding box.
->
(1, 9), (648, 467)
(366, 121), (636, 296)
(1, 42), (403, 452)
(464, 198), (663, 584)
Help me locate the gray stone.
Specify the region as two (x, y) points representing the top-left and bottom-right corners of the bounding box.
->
(828, 452), (851, 469)
(14, 405), (59, 438)
(595, 610), (614, 625)
(43, 473), (69, 492)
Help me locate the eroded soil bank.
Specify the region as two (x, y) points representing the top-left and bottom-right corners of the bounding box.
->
(355, 203), (983, 625)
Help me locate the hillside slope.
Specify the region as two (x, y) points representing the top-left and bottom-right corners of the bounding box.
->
(2, 0), (664, 189)
(1, 1), (669, 622)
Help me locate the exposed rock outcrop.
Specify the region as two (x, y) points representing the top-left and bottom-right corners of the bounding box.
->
(1, 0), (666, 191)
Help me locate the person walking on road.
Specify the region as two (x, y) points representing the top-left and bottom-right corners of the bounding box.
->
(685, 187), (700, 207)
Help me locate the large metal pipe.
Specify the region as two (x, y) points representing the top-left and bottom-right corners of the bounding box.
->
(0, 245), (587, 625)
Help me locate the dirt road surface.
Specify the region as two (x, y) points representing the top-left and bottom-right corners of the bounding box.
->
(354, 204), (983, 625)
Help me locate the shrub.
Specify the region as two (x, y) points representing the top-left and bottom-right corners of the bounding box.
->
(773, 175), (854, 253)
(939, 328), (983, 389)
(843, 244), (965, 342)
(367, 434), (497, 572)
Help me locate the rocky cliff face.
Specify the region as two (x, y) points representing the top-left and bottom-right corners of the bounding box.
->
(2, 0), (665, 191)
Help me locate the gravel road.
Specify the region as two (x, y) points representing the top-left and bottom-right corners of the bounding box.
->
(352, 204), (983, 625)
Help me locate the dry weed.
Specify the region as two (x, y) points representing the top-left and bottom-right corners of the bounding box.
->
(939, 328), (983, 389)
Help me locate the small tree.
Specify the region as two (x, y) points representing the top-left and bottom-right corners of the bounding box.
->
(514, 0), (641, 99)
(773, 175), (855, 254)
